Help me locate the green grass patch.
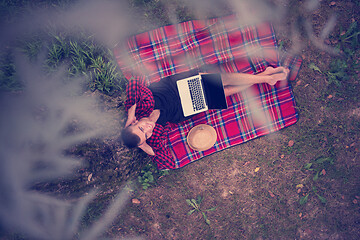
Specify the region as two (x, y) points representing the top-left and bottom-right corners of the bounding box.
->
(0, 30), (126, 95)
(0, 51), (22, 92)
(45, 32), (125, 95)
(137, 163), (169, 190)
(309, 21), (360, 104)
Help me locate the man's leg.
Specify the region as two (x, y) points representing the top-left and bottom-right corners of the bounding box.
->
(222, 67), (289, 96)
(224, 84), (252, 97)
(221, 67), (289, 87)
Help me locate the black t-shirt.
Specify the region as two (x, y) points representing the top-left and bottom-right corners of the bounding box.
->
(148, 70), (198, 126)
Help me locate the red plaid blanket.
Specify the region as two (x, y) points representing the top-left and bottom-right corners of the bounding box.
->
(114, 14), (302, 169)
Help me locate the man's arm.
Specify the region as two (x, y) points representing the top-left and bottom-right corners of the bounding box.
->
(124, 76), (155, 119)
(125, 103), (136, 127)
(150, 146), (176, 170)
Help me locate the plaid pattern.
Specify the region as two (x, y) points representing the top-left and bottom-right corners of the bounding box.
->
(124, 78), (175, 169)
(147, 123), (175, 169)
(124, 76), (154, 119)
(114, 14), (302, 169)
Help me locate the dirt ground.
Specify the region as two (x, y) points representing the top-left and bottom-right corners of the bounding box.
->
(99, 1), (360, 239)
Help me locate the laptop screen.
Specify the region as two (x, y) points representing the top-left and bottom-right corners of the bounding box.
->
(201, 73), (227, 110)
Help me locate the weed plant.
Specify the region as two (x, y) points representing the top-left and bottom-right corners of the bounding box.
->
(299, 186), (327, 205)
(304, 156), (335, 182)
(138, 163), (169, 190)
(299, 156), (335, 205)
(21, 36), (44, 61)
(186, 196), (216, 225)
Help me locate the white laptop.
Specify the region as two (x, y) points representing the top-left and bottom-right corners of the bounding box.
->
(176, 73), (228, 117)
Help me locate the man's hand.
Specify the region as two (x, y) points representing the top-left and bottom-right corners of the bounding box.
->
(125, 103), (137, 127)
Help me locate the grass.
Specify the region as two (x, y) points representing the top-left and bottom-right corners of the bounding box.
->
(45, 31), (125, 95)
(287, 17), (360, 210)
(309, 20), (360, 104)
(279, 112), (356, 206)
(0, 51), (21, 92)
(1, 27), (125, 95)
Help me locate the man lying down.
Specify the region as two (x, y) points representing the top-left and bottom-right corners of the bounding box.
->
(121, 66), (289, 156)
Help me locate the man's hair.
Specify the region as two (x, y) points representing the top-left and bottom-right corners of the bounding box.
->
(121, 127), (141, 148)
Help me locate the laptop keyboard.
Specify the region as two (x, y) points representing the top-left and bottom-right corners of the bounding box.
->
(188, 77), (206, 111)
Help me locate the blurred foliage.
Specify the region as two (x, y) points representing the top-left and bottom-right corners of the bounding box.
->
(0, 30), (126, 95)
(0, 51), (22, 92)
(0, 0), (74, 21)
(0, 0), (126, 95)
(44, 31), (125, 95)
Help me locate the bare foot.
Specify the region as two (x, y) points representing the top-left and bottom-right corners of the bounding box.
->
(258, 66), (289, 85)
